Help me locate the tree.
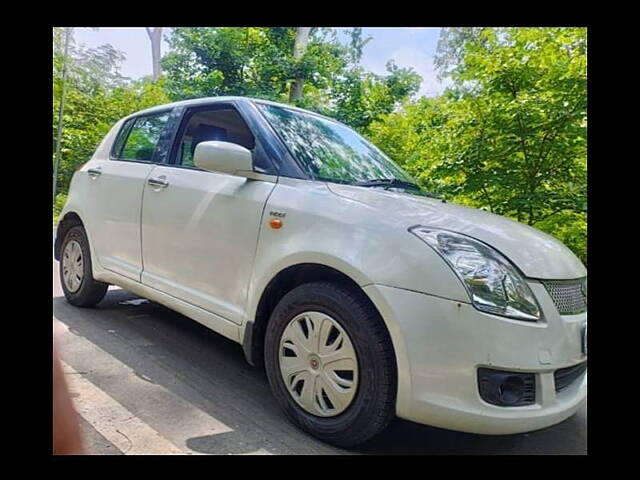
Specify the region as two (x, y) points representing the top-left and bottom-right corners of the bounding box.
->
(53, 27), (72, 204)
(145, 27), (163, 82)
(434, 27), (487, 80)
(53, 27), (170, 201)
(367, 96), (451, 191)
(161, 27), (420, 130)
(441, 27), (587, 225)
(162, 27), (289, 100)
(289, 27), (312, 102)
(332, 60), (421, 132)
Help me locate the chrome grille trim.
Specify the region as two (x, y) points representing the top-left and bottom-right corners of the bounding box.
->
(541, 278), (587, 315)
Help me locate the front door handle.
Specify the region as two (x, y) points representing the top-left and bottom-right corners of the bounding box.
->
(147, 177), (170, 189)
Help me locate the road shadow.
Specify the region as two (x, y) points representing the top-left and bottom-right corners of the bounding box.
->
(53, 288), (586, 455)
(54, 288), (343, 455)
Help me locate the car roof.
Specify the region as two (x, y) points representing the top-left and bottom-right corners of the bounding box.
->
(127, 96), (339, 124)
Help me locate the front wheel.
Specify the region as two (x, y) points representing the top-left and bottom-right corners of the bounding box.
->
(264, 282), (397, 448)
(59, 225), (108, 307)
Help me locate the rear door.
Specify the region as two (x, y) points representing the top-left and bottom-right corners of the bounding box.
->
(85, 109), (174, 281)
(140, 103), (277, 324)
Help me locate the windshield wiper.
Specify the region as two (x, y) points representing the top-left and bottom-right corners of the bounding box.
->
(354, 178), (422, 191)
(353, 178), (444, 201)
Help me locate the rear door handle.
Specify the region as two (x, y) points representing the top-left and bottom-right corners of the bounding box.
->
(87, 167), (102, 178)
(147, 177), (170, 189)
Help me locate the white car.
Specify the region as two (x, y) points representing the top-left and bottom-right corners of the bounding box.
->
(55, 97), (587, 447)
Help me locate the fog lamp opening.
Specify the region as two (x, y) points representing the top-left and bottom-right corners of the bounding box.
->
(478, 368), (536, 407)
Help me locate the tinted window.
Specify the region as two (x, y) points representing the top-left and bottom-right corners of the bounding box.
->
(111, 118), (134, 158)
(115, 112), (171, 162)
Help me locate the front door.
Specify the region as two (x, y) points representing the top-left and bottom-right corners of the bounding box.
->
(140, 105), (276, 324)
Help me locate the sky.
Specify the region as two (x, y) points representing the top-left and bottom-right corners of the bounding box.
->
(73, 27), (450, 97)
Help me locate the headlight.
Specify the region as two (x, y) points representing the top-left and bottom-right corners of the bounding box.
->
(409, 226), (541, 321)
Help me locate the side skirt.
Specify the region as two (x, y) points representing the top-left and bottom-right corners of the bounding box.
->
(96, 270), (242, 345)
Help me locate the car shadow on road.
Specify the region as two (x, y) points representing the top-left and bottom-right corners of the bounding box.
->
(53, 288), (586, 455)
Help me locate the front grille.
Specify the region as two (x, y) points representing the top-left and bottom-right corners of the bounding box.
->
(554, 362), (587, 393)
(541, 278), (587, 315)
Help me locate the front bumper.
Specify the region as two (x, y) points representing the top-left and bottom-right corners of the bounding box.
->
(364, 283), (587, 435)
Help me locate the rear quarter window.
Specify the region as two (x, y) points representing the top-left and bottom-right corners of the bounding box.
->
(111, 111), (171, 162)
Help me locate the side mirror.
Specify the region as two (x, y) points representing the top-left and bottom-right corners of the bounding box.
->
(193, 141), (253, 177)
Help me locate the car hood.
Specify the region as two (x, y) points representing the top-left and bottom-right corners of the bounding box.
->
(327, 184), (586, 280)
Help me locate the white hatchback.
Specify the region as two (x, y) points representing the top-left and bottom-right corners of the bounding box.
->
(55, 97), (587, 447)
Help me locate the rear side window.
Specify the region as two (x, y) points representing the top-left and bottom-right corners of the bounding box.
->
(112, 111), (171, 162)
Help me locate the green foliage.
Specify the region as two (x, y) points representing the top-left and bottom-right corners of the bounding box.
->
(162, 27), (345, 102)
(534, 211), (587, 266)
(53, 193), (68, 224)
(53, 28), (170, 197)
(367, 96), (451, 193)
(434, 27), (487, 80)
(161, 27), (420, 131)
(331, 61), (421, 132)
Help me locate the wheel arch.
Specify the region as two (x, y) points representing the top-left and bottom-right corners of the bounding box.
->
(54, 211), (85, 261)
(242, 262), (397, 371)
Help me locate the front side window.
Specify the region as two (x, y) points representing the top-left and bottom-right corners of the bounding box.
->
(113, 111), (171, 162)
(257, 103), (415, 185)
(174, 106), (256, 168)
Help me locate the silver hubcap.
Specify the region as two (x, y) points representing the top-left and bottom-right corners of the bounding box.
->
(279, 311), (359, 417)
(62, 240), (84, 293)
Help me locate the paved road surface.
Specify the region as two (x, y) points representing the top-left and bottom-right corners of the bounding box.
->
(53, 245), (586, 455)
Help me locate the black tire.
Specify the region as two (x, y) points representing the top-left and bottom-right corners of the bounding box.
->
(264, 281), (397, 448)
(59, 225), (108, 307)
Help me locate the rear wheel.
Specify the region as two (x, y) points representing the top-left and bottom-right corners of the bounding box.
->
(264, 281), (397, 447)
(59, 225), (108, 307)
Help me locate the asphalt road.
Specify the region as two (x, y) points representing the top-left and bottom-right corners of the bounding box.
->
(53, 245), (587, 455)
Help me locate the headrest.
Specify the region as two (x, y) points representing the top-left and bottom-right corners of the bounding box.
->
(191, 124), (228, 155)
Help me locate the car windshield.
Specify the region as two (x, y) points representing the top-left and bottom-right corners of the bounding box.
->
(257, 102), (419, 188)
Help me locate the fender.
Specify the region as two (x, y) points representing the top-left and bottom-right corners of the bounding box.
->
(242, 251), (374, 331)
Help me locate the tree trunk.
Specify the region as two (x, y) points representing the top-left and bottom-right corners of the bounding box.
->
(53, 27), (73, 205)
(289, 27), (312, 103)
(145, 27), (163, 82)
